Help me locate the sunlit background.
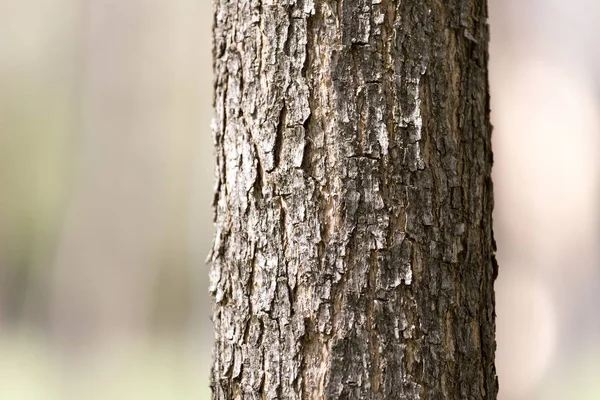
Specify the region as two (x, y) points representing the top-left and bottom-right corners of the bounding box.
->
(0, 1), (597, 399)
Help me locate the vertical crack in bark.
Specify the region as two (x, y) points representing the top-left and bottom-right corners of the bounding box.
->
(273, 104), (287, 171)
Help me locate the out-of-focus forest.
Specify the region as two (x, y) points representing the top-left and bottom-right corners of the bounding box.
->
(0, 1), (597, 399)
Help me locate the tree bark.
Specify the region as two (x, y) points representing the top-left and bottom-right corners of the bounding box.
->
(210, 0), (497, 399)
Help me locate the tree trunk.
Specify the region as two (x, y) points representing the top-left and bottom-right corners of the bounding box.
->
(210, 0), (497, 399)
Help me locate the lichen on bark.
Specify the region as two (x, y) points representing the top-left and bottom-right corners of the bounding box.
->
(210, 0), (497, 399)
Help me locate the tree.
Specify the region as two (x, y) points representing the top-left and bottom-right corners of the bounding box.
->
(209, 0), (497, 399)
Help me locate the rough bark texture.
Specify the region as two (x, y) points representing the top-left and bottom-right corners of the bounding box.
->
(210, 0), (497, 399)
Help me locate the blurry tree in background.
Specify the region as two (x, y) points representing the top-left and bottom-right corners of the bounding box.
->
(490, 1), (600, 399)
(0, 0), (598, 400)
(0, 1), (213, 399)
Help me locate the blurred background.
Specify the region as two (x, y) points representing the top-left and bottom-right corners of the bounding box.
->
(0, 0), (597, 399)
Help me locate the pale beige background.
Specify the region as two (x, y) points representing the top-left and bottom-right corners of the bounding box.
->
(0, 1), (597, 399)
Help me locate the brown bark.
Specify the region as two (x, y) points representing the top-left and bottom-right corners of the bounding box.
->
(210, 0), (497, 399)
